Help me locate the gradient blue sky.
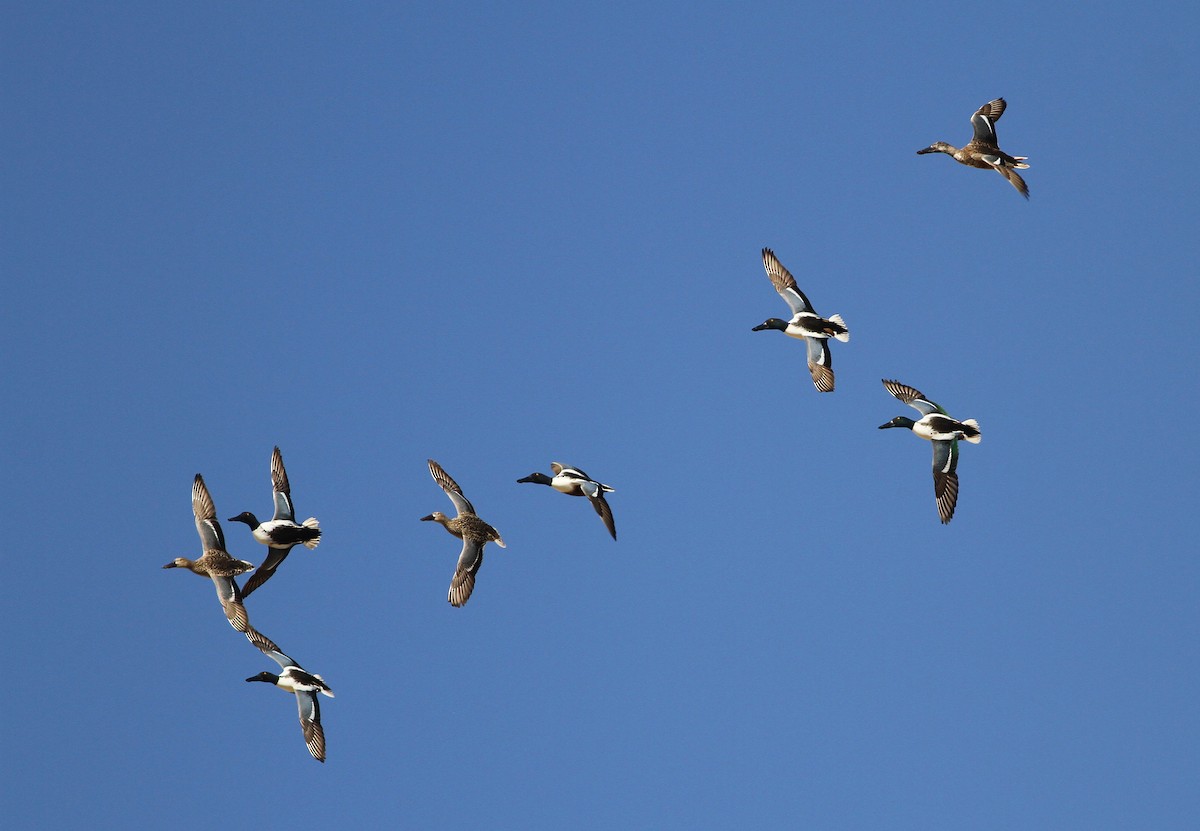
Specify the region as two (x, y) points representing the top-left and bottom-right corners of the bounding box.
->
(5, 2), (1199, 828)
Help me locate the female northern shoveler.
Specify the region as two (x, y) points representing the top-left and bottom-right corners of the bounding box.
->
(752, 248), (849, 393)
(917, 98), (1030, 198)
(163, 474), (275, 651)
(421, 459), (506, 607)
(878, 379), (981, 524)
(517, 462), (617, 540)
(228, 446), (321, 598)
(246, 644), (334, 763)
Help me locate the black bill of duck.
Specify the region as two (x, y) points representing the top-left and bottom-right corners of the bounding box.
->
(517, 461), (617, 540)
(228, 446), (321, 599)
(421, 459), (505, 607)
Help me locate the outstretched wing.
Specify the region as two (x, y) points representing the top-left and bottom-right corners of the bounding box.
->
(448, 538), (484, 607)
(428, 459), (475, 516)
(296, 691), (326, 762)
(554, 462), (592, 481)
(990, 162), (1030, 199)
(589, 492), (617, 540)
(257, 643), (303, 672)
(762, 248), (815, 316)
(271, 446), (296, 522)
(882, 379), (942, 416)
(971, 98), (1006, 144)
(209, 572), (249, 632)
(192, 474), (227, 552)
(240, 545), (295, 599)
(806, 338), (835, 393)
(244, 625), (282, 654)
(931, 440), (960, 524)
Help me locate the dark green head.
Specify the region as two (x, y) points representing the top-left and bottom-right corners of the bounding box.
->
(752, 318), (789, 332)
(517, 472), (553, 486)
(879, 416), (917, 431)
(227, 511), (259, 527)
(246, 671), (279, 685)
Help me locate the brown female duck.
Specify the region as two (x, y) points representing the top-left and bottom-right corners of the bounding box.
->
(421, 459), (506, 607)
(918, 98), (1030, 198)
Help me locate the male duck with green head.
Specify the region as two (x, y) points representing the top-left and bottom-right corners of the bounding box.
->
(879, 379), (981, 524)
(752, 247), (849, 393)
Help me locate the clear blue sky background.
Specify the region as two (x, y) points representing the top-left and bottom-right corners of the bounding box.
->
(4, 2), (1198, 828)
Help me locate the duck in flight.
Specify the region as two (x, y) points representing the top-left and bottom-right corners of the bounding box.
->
(517, 462), (617, 540)
(228, 446), (321, 598)
(878, 379), (981, 524)
(163, 474), (276, 651)
(752, 248), (849, 392)
(917, 98), (1030, 198)
(421, 459), (506, 607)
(246, 644), (334, 763)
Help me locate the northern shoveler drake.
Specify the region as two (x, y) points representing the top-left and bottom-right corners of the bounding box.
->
(752, 248), (850, 393)
(246, 644), (334, 763)
(878, 379), (981, 524)
(228, 446), (321, 598)
(917, 98), (1030, 199)
(517, 462), (617, 540)
(163, 474), (276, 651)
(421, 459), (506, 607)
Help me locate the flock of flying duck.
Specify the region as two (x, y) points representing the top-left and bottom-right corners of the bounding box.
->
(755, 96), (1030, 519)
(164, 449), (617, 762)
(164, 98), (1025, 763)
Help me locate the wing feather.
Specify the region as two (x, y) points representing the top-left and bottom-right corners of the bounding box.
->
(762, 248), (815, 316)
(428, 459), (475, 516)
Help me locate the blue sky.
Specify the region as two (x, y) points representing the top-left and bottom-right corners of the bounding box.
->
(4, 2), (1199, 828)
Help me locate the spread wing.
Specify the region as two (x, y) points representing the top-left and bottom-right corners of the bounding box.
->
(882, 379), (942, 416)
(971, 98), (1006, 144)
(428, 459), (475, 516)
(257, 644), (303, 672)
(240, 545), (295, 599)
(192, 474), (226, 552)
(271, 446), (296, 521)
(297, 691), (326, 762)
(244, 625), (281, 654)
(210, 573), (249, 632)
(448, 538), (484, 607)
(806, 338), (835, 393)
(932, 440), (960, 524)
(992, 163), (1030, 199)
(762, 248), (815, 316)
(589, 492), (617, 540)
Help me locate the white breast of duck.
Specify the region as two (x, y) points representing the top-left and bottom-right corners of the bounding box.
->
(551, 471), (613, 498)
(256, 518), (321, 549)
(785, 312), (849, 342)
(914, 414), (980, 442)
(279, 667), (335, 697)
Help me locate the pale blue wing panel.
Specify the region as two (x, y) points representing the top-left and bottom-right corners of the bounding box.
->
(429, 459), (476, 515)
(762, 248), (815, 315)
(807, 338), (835, 392)
(270, 447), (296, 521)
(971, 99), (1004, 143)
(882, 380), (940, 416)
(272, 490), (296, 522)
(192, 475), (227, 551)
(932, 440), (960, 524)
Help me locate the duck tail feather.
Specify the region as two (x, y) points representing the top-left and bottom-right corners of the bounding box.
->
(828, 313), (850, 342)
